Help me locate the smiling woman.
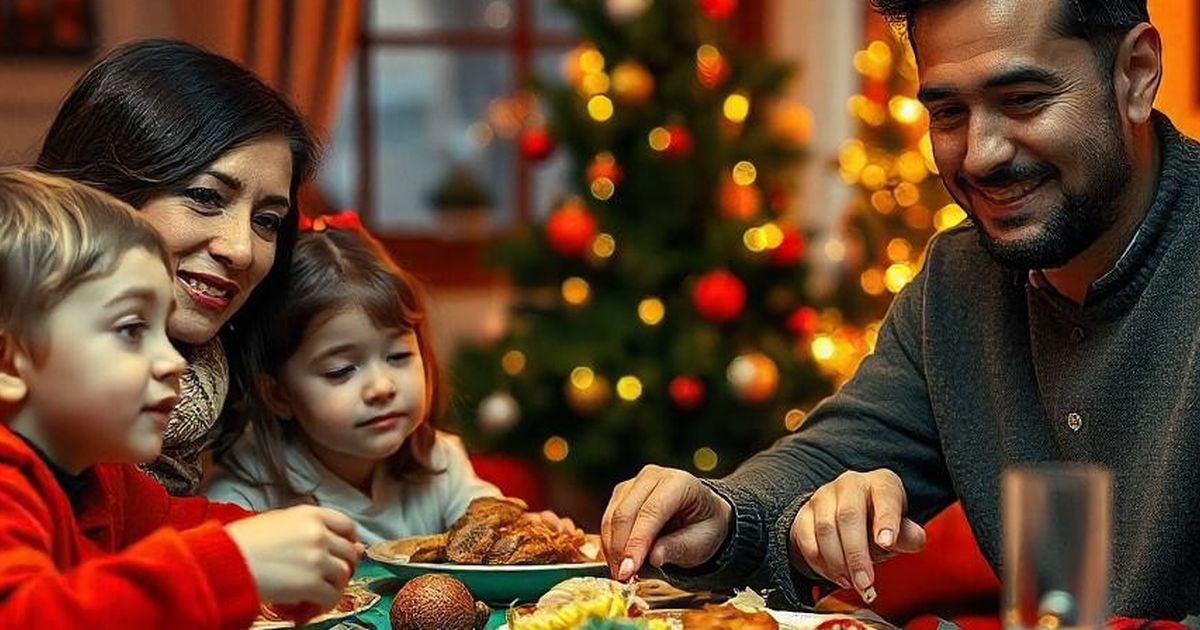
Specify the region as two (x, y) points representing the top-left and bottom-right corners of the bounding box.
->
(35, 39), (317, 495)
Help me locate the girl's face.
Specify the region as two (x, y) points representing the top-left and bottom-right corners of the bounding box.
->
(139, 135), (294, 346)
(270, 306), (428, 468)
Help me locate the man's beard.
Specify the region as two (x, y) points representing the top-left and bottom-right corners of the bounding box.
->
(958, 111), (1132, 270)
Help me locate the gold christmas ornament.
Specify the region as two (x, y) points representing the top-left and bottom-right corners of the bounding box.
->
(726, 352), (779, 403)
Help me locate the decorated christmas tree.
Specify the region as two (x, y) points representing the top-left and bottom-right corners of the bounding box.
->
(830, 20), (963, 339)
(451, 0), (838, 492)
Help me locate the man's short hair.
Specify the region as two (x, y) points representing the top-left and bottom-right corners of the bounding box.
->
(872, 0), (1149, 77)
(0, 168), (169, 353)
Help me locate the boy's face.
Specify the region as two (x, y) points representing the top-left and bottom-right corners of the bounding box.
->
(6, 248), (186, 473)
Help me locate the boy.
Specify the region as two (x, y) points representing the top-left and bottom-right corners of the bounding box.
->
(0, 169), (359, 629)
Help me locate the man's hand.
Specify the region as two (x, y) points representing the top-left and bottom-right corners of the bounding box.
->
(789, 469), (926, 603)
(601, 465), (733, 580)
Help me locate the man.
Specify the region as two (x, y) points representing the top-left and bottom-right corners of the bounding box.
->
(601, 0), (1200, 619)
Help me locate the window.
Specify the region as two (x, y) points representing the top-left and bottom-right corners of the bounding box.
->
(318, 0), (577, 237)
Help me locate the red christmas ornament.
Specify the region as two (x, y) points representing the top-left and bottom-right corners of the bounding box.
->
(663, 124), (694, 160)
(770, 228), (807, 266)
(669, 375), (706, 410)
(786, 306), (820, 338)
(519, 128), (555, 161)
(545, 201), (598, 257)
(692, 269), (746, 323)
(699, 0), (737, 20)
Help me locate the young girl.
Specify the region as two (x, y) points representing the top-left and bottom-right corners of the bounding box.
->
(205, 214), (572, 545)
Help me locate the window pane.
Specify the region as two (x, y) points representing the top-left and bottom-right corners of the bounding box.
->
(530, 49), (574, 220)
(534, 0), (576, 33)
(372, 49), (514, 233)
(372, 0), (513, 32)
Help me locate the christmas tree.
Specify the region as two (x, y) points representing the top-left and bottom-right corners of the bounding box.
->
(451, 0), (837, 491)
(829, 19), (964, 345)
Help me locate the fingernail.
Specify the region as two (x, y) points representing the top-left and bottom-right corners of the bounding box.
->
(618, 557), (635, 580)
(852, 570), (872, 591)
(877, 528), (894, 547)
(862, 586), (878, 604)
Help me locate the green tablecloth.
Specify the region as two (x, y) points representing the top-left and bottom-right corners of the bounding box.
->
(301, 559), (508, 630)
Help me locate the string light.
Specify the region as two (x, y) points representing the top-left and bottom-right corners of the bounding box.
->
(693, 447), (719, 472)
(743, 227), (768, 252)
(811, 335), (836, 361)
(562, 276), (591, 305)
(616, 376), (643, 401)
(543, 436), (569, 462)
(860, 164), (888, 190)
(501, 350), (526, 376)
(871, 190), (897, 214)
(592, 233), (616, 258)
(761, 222), (784, 249)
(860, 268), (886, 296)
(732, 161), (757, 186)
(894, 181), (921, 207)
(587, 95), (614, 122)
(934, 203), (968, 230)
(648, 126), (671, 151)
(889, 95), (924, 124)
(582, 72), (610, 96)
(885, 263), (915, 293)
(570, 367), (595, 389)
(723, 93), (751, 123)
(590, 177), (615, 200)
(638, 298), (665, 326)
(579, 48), (605, 74)
(886, 238), (912, 263)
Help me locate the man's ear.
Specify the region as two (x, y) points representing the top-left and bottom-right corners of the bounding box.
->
(256, 374), (294, 420)
(0, 333), (28, 404)
(1114, 23), (1163, 125)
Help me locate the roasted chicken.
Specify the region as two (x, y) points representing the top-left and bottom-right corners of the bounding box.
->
(410, 497), (588, 565)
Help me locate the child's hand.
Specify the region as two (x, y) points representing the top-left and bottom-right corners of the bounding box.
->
(225, 505), (361, 610)
(524, 509), (584, 538)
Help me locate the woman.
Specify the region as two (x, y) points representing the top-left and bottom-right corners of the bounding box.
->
(37, 39), (316, 495)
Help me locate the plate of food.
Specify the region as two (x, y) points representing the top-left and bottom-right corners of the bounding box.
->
(252, 582), (381, 629)
(500, 577), (877, 630)
(367, 497), (608, 604)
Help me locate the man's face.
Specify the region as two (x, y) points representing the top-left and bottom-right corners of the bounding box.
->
(914, 0), (1132, 269)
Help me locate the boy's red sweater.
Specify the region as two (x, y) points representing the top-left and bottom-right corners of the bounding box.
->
(0, 423), (259, 629)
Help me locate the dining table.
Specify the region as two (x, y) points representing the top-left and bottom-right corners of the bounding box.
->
(290, 559), (908, 630)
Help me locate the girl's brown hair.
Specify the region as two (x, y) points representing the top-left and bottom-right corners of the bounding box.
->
(222, 224), (443, 499)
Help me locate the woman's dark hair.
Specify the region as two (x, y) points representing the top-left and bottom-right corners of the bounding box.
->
(35, 38), (318, 453)
(225, 225), (445, 499)
(872, 0), (1149, 80)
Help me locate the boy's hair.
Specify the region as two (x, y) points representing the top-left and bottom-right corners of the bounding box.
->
(223, 223), (444, 499)
(0, 168), (169, 354)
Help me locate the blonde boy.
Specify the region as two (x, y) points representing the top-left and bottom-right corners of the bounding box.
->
(0, 169), (359, 629)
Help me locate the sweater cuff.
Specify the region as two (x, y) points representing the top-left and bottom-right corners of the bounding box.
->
(659, 478), (767, 590)
(181, 521), (260, 628)
(764, 491), (828, 609)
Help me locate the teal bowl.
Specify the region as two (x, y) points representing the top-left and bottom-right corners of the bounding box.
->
(369, 558), (609, 605)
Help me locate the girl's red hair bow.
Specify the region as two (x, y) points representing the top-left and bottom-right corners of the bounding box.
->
(299, 210), (362, 233)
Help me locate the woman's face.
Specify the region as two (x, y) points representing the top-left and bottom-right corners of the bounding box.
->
(140, 135), (293, 346)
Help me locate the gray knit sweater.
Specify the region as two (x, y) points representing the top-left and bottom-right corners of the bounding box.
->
(669, 113), (1200, 619)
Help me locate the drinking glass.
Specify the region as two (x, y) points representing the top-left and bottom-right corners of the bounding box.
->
(1002, 464), (1112, 630)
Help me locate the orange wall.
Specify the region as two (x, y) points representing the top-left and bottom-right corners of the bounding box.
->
(1151, 0), (1200, 137)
